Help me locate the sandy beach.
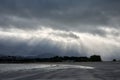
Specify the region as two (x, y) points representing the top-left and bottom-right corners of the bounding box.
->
(0, 62), (120, 80)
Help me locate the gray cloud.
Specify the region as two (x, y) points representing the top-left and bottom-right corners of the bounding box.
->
(0, 0), (120, 29)
(0, 0), (120, 60)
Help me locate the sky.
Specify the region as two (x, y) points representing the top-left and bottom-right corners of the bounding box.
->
(0, 0), (120, 60)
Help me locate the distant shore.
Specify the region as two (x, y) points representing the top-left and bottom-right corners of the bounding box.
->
(0, 55), (102, 63)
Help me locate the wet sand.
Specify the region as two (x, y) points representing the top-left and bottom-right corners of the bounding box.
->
(0, 62), (120, 80)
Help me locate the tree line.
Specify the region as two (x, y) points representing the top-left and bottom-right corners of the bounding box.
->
(0, 55), (102, 63)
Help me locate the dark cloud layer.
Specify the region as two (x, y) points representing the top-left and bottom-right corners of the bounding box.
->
(0, 0), (120, 29)
(0, 0), (120, 60)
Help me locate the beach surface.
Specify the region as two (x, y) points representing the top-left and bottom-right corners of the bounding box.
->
(0, 62), (120, 80)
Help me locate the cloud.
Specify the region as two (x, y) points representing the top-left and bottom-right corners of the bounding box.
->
(0, 0), (120, 29)
(0, 0), (120, 60)
(0, 27), (120, 60)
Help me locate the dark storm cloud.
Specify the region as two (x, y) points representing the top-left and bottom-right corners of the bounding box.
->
(0, 0), (120, 60)
(0, 0), (120, 30)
